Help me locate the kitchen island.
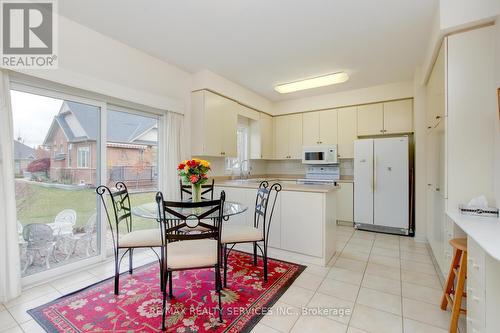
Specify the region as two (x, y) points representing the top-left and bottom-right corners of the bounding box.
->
(214, 178), (338, 266)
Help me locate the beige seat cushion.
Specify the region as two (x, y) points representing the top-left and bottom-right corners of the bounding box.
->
(167, 239), (218, 269)
(221, 225), (263, 244)
(119, 229), (162, 248)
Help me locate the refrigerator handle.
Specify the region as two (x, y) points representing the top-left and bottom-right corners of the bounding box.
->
(373, 155), (377, 193)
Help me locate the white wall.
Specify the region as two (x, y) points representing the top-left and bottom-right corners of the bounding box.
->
(8, 15), (192, 114)
(440, 0), (499, 31)
(192, 70), (273, 114)
(494, 19), (500, 210)
(273, 81), (413, 115)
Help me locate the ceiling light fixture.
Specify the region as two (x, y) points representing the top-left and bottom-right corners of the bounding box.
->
(274, 72), (349, 94)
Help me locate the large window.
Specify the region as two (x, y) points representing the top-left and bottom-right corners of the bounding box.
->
(225, 123), (250, 174)
(11, 87), (164, 280)
(106, 107), (160, 240)
(11, 89), (101, 278)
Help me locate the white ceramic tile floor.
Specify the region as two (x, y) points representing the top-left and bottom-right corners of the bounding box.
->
(1, 227), (453, 333)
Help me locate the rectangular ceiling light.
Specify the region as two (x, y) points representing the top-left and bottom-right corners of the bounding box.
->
(274, 72), (349, 94)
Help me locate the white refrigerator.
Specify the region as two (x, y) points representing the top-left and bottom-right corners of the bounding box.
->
(354, 136), (410, 235)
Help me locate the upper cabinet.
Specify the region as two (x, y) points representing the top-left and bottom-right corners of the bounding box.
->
(259, 113), (274, 159)
(357, 103), (384, 135)
(303, 109), (338, 145)
(383, 100), (413, 134)
(426, 44), (446, 129)
(191, 90), (238, 157)
(337, 106), (357, 158)
(274, 114), (303, 159)
(357, 100), (413, 136)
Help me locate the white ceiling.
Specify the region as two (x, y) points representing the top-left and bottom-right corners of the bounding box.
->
(59, 0), (437, 101)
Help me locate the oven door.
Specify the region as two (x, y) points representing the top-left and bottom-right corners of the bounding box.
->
(302, 150), (328, 164)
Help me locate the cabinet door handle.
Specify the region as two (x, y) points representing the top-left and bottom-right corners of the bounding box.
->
(380, 130), (384, 133)
(435, 188), (440, 192)
(427, 126), (432, 129)
(436, 116), (441, 119)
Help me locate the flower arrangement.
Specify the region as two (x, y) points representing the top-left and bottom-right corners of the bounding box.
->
(178, 159), (211, 184)
(178, 159), (211, 202)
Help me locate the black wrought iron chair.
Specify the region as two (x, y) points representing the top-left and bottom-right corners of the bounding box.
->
(156, 191), (225, 331)
(221, 181), (281, 287)
(179, 179), (215, 201)
(96, 182), (163, 295)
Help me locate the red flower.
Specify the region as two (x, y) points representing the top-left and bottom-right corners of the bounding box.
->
(177, 163), (185, 170)
(190, 175), (199, 183)
(187, 160), (199, 168)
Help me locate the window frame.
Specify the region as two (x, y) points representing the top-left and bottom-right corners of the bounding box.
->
(9, 80), (167, 287)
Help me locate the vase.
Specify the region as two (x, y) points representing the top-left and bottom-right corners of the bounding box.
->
(192, 183), (202, 202)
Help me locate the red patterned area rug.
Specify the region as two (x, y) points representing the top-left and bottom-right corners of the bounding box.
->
(28, 251), (305, 332)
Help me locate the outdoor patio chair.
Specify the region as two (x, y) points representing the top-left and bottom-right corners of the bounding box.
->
(53, 209), (77, 257)
(54, 209), (77, 227)
(65, 213), (97, 260)
(22, 223), (57, 273)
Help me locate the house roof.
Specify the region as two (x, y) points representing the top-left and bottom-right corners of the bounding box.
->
(14, 140), (35, 160)
(44, 101), (157, 145)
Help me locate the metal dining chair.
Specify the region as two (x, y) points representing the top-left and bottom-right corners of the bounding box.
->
(96, 182), (163, 295)
(179, 179), (215, 201)
(156, 190), (225, 331)
(221, 181), (281, 287)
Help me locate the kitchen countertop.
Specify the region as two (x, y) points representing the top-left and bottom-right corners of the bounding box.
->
(447, 210), (500, 261)
(215, 178), (339, 193)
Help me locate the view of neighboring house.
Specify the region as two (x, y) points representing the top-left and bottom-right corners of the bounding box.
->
(42, 101), (158, 187)
(13, 140), (35, 176)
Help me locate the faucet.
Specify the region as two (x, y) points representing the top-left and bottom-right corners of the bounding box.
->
(240, 159), (250, 179)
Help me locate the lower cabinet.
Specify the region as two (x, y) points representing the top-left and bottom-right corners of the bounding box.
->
(337, 182), (353, 222)
(280, 191), (323, 257)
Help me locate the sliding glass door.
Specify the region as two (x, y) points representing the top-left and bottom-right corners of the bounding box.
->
(11, 89), (102, 278)
(104, 107), (160, 252)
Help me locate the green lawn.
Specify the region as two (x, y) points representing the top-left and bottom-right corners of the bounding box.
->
(16, 181), (159, 231)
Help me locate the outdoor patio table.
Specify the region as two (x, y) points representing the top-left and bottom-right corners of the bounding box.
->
(46, 222), (74, 236)
(131, 201), (248, 221)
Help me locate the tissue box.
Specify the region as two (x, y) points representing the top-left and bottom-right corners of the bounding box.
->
(459, 204), (499, 217)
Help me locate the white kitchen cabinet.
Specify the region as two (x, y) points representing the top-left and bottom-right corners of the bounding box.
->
(260, 113), (274, 159)
(191, 90), (238, 157)
(383, 100), (413, 134)
(357, 100), (413, 136)
(274, 114), (303, 159)
(426, 44), (446, 129)
(302, 112), (320, 145)
(337, 106), (357, 158)
(357, 103), (384, 136)
(281, 191), (323, 257)
(303, 110), (338, 145)
(337, 182), (353, 222)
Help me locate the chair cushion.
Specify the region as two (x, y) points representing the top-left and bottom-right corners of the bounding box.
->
(167, 239), (218, 269)
(119, 229), (162, 248)
(221, 225), (263, 244)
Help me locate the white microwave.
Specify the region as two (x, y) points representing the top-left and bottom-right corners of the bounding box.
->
(302, 145), (338, 164)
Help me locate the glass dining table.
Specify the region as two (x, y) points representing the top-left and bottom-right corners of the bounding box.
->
(131, 201), (248, 221)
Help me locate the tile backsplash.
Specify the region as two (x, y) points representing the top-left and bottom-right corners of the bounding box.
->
(199, 156), (354, 178)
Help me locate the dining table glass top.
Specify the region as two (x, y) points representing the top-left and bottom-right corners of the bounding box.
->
(131, 201), (248, 220)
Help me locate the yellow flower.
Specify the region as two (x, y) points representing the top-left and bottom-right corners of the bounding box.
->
(201, 160), (210, 168)
(184, 165), (190, 173)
